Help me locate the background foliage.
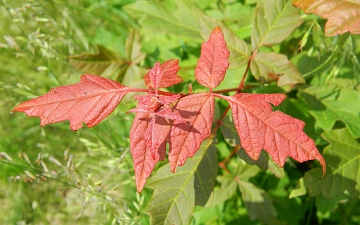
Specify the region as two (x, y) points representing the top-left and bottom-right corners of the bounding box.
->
(1, 0), (360, 224)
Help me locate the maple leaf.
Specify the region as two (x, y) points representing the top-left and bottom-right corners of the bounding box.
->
(12, 74), (133, 131)
(217, 93), (326, 174)
(144, 59), (182, 90)
(130, 113), (171, 192)
(195, 27), (230, 90)
(168, 93), (214, 172)
(129, 93), (212, 191)
(293, 0), (360, 36)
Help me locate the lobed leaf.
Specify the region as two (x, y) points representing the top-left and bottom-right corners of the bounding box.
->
(146, 139), (218, 225)
(218, 93), (326, 174)
(221, 113), (285, 177)
(144, 59), (182, 89)
(13, 74), (133, 131)
(293, 0), (360, 36)
(251, 0), (302, 50)
(250, 52), (305, 86)
(195, 27), (230, 90)
(168, 93), (215, 172)
(304, 128), (360, 198)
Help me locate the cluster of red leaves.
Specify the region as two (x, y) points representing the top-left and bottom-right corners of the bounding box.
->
(13, 27), (326, 192)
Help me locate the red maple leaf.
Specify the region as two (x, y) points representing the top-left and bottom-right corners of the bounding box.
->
(144, 59), (182, 90)
(130, 113), (171, 191)
(167, 93), (214, 172)
(216, 93), (326, 175)
(195, 26), (230, 90)
(12, 74), (133, 130)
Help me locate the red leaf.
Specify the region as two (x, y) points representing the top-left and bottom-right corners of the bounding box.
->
(167, 93), (214, 172)
(144, 59), (182, 89)
(220, 93), (326, 174)
(293, 0), (360, 36)
(130, 113), (171, 192)
(12, 74), (132, 131)
(195, 27), (230, 90)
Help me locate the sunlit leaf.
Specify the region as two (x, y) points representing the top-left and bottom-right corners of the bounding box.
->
(124, 0), (201, 40)
(168, 93), (214, 172)
(13, 74), (133, 131)
(293, 0), (360, 36)
(70, 45), (127, 80)
(220, 93), (326, 174)
(195, 27), (230, 90)
(198, 14), (251, 69)
(252, 0), (302, 50)
(251, 52), (305, 86)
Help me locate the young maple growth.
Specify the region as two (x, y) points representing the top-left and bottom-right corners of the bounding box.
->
(12, 27), (326, 192)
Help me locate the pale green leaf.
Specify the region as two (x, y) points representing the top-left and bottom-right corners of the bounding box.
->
(251, 52), (305, 86)
(198, 14), (251, 69)
(125, 29), (146, 65)
(299, 85), (360, 138)
(304, 128), (360, 198)
(289, 178), (306, 198)
(124, 0), (201, 40)
(251, 0), (302, 50)
(238, 180), (280, 225)
(69, 45), (127, 80)
(146, 139), (218, 225)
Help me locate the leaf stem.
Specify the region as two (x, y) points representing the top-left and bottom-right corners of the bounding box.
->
(218, 145), (240, 171)
(237, 55), (253, 93)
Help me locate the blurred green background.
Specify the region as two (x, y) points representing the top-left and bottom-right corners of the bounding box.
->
(0, 1), (150, 224)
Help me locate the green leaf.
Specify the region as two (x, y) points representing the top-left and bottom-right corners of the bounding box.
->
(237, 149), (285, 178)
(238, 180), (280, 225)
(299, 85), (360, 138)
(69, 45), (127, 80)
(315, 193), (349, 223)
(251, 0), (302, 50)
(198, 14), (251, 69)
(124, 0), (201, 40)
(125, 29), (146, 65)
(304, 128), (360, 198)
(205, 173), (238, 207)
(220, 113), (240, 147)
(146, 139), (218, 225)
(251, 52), (305, 86)
(289, 178), (306, 198)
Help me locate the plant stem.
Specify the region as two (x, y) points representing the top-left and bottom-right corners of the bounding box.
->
(237, 54), (253, 93)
